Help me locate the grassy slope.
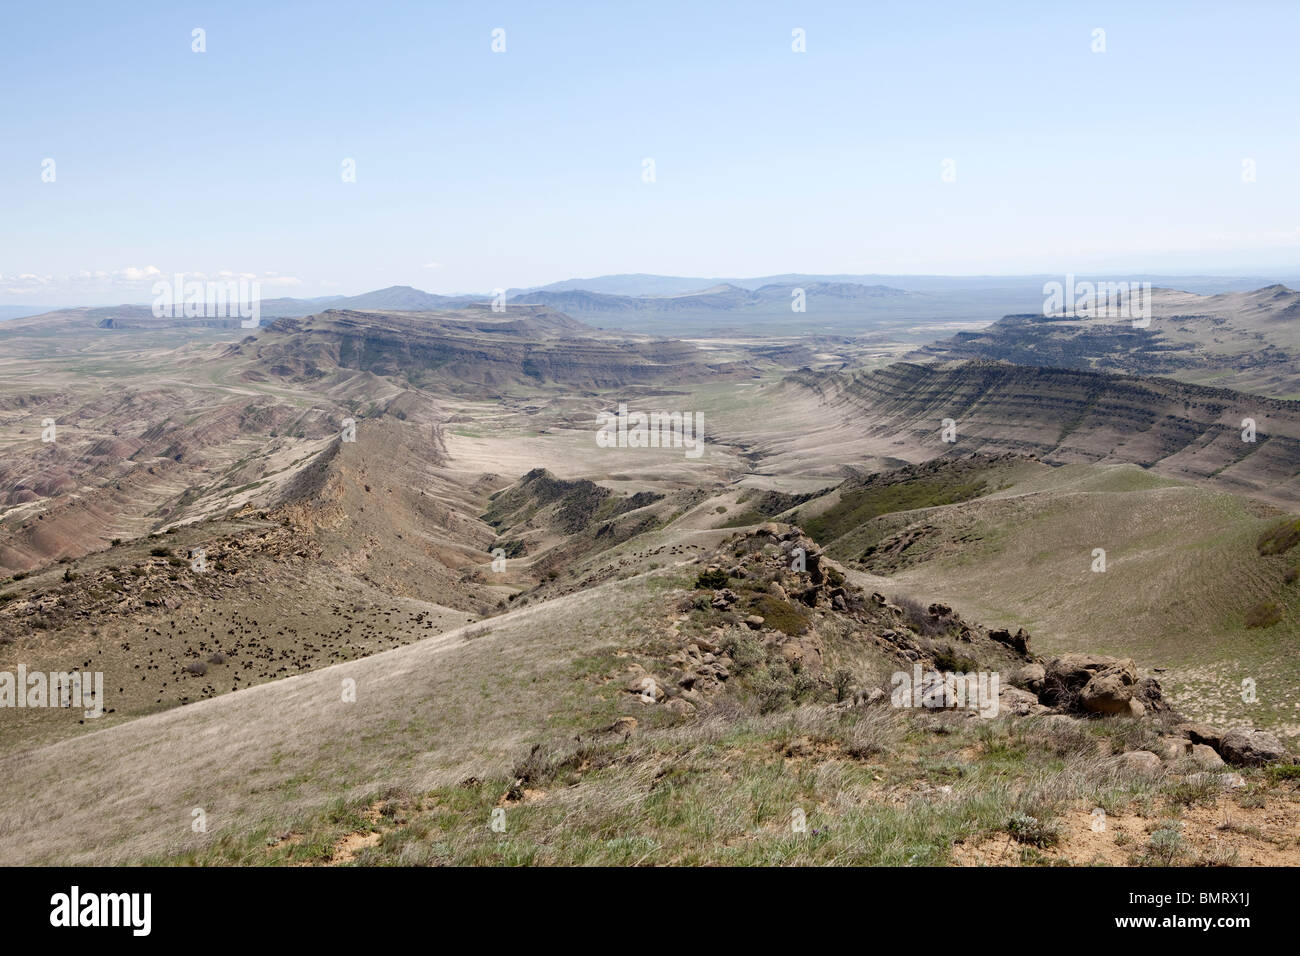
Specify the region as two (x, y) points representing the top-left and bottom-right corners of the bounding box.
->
(139, 705), (1300, 867)
(0, 571), (673, 865)
(875, 464), (1300, 736)
(2, 490), (1296, 866)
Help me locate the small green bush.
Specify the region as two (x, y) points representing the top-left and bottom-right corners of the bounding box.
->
(1266, 763), (1300, 784)
(832, 668), (854, 702)
(694, 568), (729, 589)
(1007, 812), (1060, 848)
(933, 645), (979, 673)
(751, 594), (809, 636)
(1258, 518), (1300, 556)
(1244, 600), (1283, 628)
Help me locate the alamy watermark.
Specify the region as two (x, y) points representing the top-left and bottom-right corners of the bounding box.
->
(152, 273), (261, 328)
(1, 666), (104, 718)
(596, 402), (705, 459)
(50, 886), (150, 936)
(1043, 274), (1151, 327)
(891, 663), (999, 718)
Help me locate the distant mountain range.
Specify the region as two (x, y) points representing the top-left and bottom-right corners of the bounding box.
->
(6, 272), (1299, 336)
(516, 272), (1300, 298)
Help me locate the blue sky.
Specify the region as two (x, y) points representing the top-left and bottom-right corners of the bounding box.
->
(2, 0), (1298, 304)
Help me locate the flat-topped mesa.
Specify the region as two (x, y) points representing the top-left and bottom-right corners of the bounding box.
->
(230, 307), (757, 391)
(791, 360), (1300, 506)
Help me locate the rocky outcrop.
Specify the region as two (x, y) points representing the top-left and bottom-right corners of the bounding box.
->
(1163, 722), (1290, 767)
(643, 525), (1295, 773)
(1039, 653), (1164, 716)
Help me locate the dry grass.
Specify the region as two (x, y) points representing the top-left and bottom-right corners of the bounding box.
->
(0, 573), (665, 865)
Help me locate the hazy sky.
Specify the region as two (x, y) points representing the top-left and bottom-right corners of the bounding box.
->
(3, 1), (1298, 304)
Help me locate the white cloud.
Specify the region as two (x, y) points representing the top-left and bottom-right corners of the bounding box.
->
(0, 266), (305, 300)
(121, 265), (162, 280)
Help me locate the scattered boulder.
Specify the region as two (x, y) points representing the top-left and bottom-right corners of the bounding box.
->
(1016, 662), (1046, 694)
(624, 675), (665, 703)
(988, 627), (1031, 656)
(1176, 722), (1225, 750)
(998, 685), (1040, 716)
(1187, 771), (1247, 790)
(1190, 744), (1224, 767)
(1219, 728), (1287, 766)
(1116, 750), (1163, 775)
(710, 589), (738, 609)
(854, 687), (886, 706)
(694, 636), (720, 655)
(1133, 677), (1167, 712)
(1157, 735), (1190, 761)
(1079, 668), (1136, 715)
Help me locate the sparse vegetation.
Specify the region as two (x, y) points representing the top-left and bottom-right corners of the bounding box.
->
(1244, 599), (1283, 628)
(832, 668), (854, 702)
(1258, 518), (1300, 556)
(893, 594), (949, 637)
(932, 645), (978, 674)
(1, 298), (1298, 874)
(749, 593), (808, 636)
(1006, 811), (1061, 848)
(694, 568), (729, 589)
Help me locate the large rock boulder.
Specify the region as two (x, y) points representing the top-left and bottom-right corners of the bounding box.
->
(1046, 653), (1124, 691)
(1175, 722), (1225, 750)
(998, 685), (1041, 716)
(1190, 744), (1224, 767)
(1046, 653), (1132, 692)
(1016, 662), (1046, 694)
(1080, 669), (1137, 714)
(1157, 735), (1190, 761)
(1219, 728), (1287, 766)
(1044, 654), (1162, 716)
